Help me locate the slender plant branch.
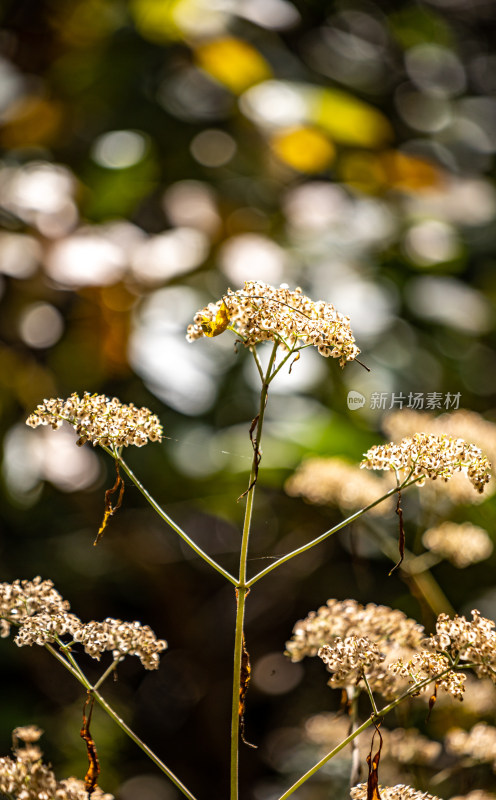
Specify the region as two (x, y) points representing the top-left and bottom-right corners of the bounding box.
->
(362, 674), (379, 717)
(44, 642), (198, 800)
(347, 686), (361, 787)
(250, 344), (265, 383)
(230, 341), (279, 800)
(268, 342), (309, 383)
(247, 477), (424, 586)
(275, 665), (456, 800)
(99, 446), (237, 586)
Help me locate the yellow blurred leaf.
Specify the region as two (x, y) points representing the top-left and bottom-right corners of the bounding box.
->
(201, 302), (230, 337)
(311, 88), (393, 148)
(0, 96), (64, 148)
(195, 37), (272, 94)
(129, 0), (183, 42)
(270, 126), (335, 173)
(339, 150), (442, 193)
(381, 150), (442, 191)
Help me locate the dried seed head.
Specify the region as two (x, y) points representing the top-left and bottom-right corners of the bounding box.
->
(187, 281), (360, 366)
(286, 599), (424, 699)
(351, 784), (444, 800)
(26, 392), (163, 448)
(0, 578), (167, 670)
(361, 433), (491, 494)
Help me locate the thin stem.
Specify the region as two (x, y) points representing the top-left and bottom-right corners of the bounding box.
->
(247, 477), (423, 586)
(268, 343), (305, 383)
(250, 345), (265, 382)
(93, 657), (121, 691)
(362, 674), (379, 717)
(44, 643), (197, 800)
(347, 687), (361, 788)
(230, 342), (279, 800)
(100, 447), (237, 586)
(275, 666), (454, 800)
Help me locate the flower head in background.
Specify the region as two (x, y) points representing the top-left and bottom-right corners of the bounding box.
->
(422, 521), (493, 568)
(285, 456), (394, 515)
(26, 392), (163, 448)
(187, 280), (360, 366)
(351, 784), (443, 800)
(286, 599), (424, 699)
(361, 434), (491, 494)
(0, 726), (114, 799)
(446, 722), (496, 771)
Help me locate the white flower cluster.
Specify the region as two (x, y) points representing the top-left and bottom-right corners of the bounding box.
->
(388, 609), (496, 702)
(427, 610), (496, 683)
(0, 577), (70, 638)
(26, 392), (163, 448)
(0, 577), (167, 670)
(361, 433), (491, 493)
(286, 599), (424, 700)
(73, 618), (167, 670)
(351, 784), (444, 800)
(288, 599), (496, 704)
(286, 599), (424, 662)
(187, 281), (360, 366)
(389, 651), (466, 701)
(0, 726), (114, 799)
(318, 635), (385, 687)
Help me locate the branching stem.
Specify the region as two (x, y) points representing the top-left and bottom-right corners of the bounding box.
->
(100, 446), (237, 586)
(230, 341), (278, 800)
(247, 477), (424, 586)
(44, 642), (197, 800)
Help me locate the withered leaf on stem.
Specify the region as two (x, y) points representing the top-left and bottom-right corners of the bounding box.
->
(389, 489), (405, 576)
(80, 693), (100, 796)
(239, 632), (257, 749)
(94, 461), (125, 545)
(366, 722), (383, 800)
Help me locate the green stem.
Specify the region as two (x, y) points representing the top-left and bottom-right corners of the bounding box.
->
(247, 477), (423, 586)
(275, 666), (454, 800)
(268, 343), (309, 382)
(347, 687), (361, 787)
(45, 643), (197, 800)
(230, 342), (278, 800)
(362, 674), (379, 717)
(101, 447), (237, 586)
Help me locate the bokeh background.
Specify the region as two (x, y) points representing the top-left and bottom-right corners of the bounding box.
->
(1, 0), (496, 798)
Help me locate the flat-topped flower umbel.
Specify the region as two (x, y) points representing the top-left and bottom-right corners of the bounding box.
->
(186, 280), (360, 367)
(361, 433), (491, 494)
(26, 392), (163, 448)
